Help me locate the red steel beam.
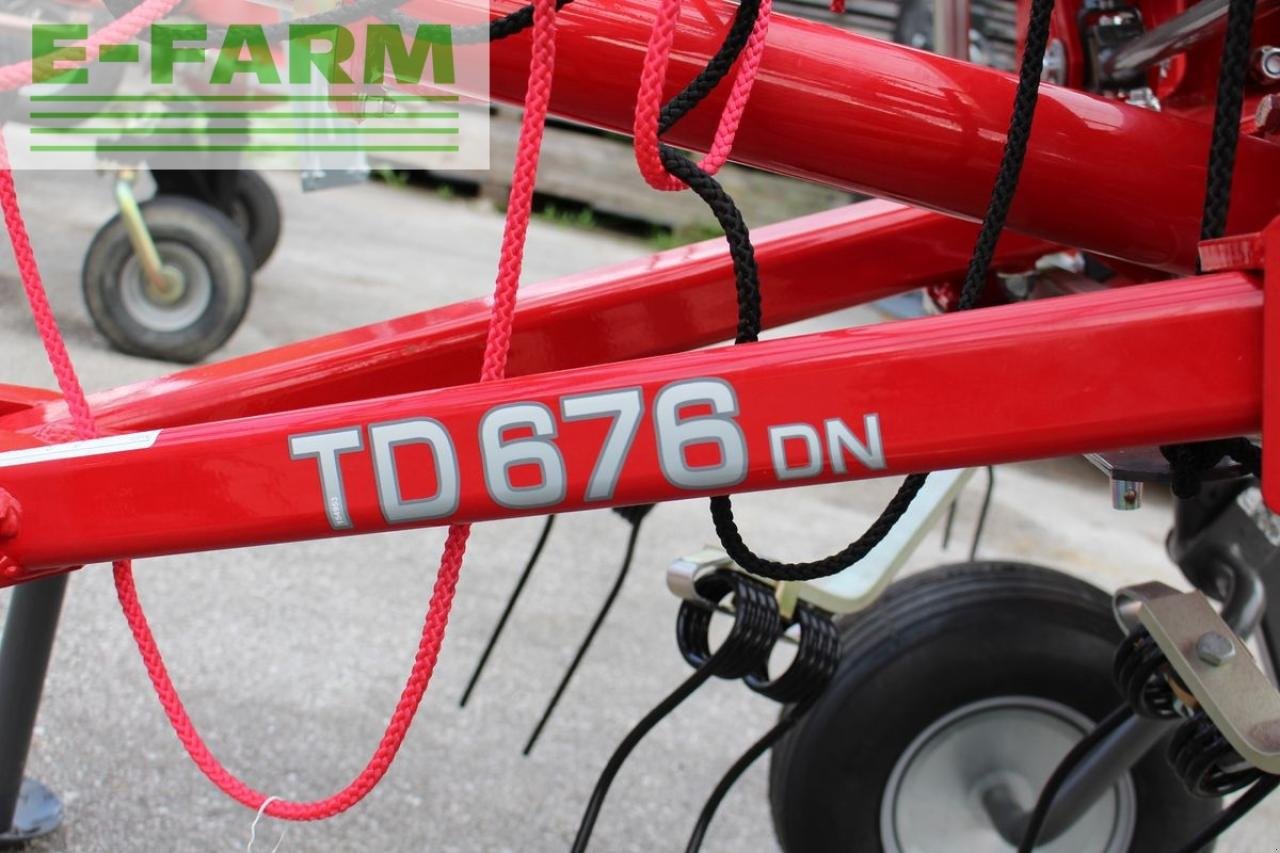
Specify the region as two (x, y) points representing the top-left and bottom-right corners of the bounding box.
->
(0, 273), (1260, 582)
(486, 0), (1280, 273)
(0, 202), (1050, 437)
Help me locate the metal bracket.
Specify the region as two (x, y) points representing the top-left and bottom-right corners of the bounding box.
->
(114, 170), (183, 303)
(666, 468), (978, 617)
(1115, 581), (1280, 774)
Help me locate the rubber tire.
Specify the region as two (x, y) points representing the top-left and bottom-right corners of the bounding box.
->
(82, 197), (254, 363)
(223, 171), (283, 271)
(767, 562), (1222, 853)
(157, 171), (282, 271)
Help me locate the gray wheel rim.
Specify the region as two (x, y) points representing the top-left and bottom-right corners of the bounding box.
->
(881, 696), (1137, 853)
(118, 242), (213, 333)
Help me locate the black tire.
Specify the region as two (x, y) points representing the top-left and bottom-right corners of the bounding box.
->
(768, 562), (1221, 853)
(155, 171), (282, 270)
(82, 197), (254, 363)
(223, 171), (282, 270)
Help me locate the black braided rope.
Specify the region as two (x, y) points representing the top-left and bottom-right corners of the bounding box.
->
(957, 0), (1056, 310)
(667, 0), (1057, 582)
(659, 0), (763, 134)
(104, 0), (575, 45)
(1161, 0), (1262, 495)
(1199, 0), (1259, 243)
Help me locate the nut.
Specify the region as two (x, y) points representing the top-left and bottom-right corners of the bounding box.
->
(1253, 46), (1280, 85)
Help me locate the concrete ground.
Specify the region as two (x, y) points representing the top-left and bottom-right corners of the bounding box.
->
(0, 170), (1274, 851)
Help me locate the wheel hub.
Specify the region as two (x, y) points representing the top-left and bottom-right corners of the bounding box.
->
(145, 266), (188, 304)
(119, 242), (213, 333)
(881, 696), (1136, 853)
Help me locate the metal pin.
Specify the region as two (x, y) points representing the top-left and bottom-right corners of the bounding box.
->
(1112, 479), (1143, 510)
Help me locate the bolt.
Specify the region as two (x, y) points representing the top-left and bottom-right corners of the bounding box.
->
(0, 488), (20, 540)
(1196, 631), (1236, 666)
(1252, 46), (1280, 85)
(1258, 94), (1280, 135)
(1112, 479), (1143, 510)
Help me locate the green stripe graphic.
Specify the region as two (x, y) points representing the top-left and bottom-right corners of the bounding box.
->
(30, 111), (460, 120)
(30, 94), (460, 102)
(31, 144), (461, 152)
(32, 127), (459, 135)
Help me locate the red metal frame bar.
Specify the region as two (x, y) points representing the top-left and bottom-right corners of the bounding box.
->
(0, 202), (1051, 436)
(0, 272), (1260, 581)
(0, 1), (1274, 591)
(485, 0), (1280, 273)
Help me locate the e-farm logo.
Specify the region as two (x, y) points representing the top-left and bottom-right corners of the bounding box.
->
(7, 7), (490, 171)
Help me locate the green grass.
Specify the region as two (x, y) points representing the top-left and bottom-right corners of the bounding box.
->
(647, 223), (724, 251)
(374, 167), (412, 188)
(537, 203), (596, 231)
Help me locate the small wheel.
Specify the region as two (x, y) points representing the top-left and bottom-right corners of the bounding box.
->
(223, 171), (282, 270)
(768, 562), (1222, 853)
(155, 171), (282, 270)
(82, 197), (253, 363)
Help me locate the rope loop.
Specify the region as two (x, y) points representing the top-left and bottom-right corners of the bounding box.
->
(633, 0), (773, 190)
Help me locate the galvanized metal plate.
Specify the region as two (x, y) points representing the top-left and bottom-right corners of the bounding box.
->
(1135, 584), (1280, 774)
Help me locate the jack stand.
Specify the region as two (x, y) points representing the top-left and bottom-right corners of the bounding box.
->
(0, 576), (68, 845)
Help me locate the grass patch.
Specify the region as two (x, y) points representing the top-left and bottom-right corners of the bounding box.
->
(647, 223), (724, 251)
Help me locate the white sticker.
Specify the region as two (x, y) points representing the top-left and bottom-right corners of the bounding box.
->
(0, 430), (161, 468)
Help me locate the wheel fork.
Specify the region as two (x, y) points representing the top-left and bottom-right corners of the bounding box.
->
(114, 170), (183, 304)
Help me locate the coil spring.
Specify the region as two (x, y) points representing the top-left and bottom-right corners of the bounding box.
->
(1112, 626), (1180, 719)
(1168, 710), (1263, 797)
(676, 569), (839, 705)
(745, 600), (839, 705)
(676, 570), (782, 680)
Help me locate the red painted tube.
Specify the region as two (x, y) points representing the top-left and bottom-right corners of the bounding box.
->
(487, 0), (1280, 273)
(0, 202), (1049, 437)
(0, 273), (1260, 580)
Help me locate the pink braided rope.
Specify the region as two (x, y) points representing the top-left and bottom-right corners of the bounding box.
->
(633, 0), (773, 191)
(0, 0), (559, 821)
(0, 0), (183, 92)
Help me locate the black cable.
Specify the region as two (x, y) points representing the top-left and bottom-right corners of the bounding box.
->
(104, 0), (576, 47)
(571, 658), (719, 853)
(1173, 773), (1279, 853)
(1016, 705), (1133, 853)
(686, 602), (839, 852)
(684, 707), (805, 853)
(523, 508), (651, 754)
(572, 571), (780, 852)
(969, 466), (996, 560)
(662, 0), (1058, 582)
(458, 514), (557, 707)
